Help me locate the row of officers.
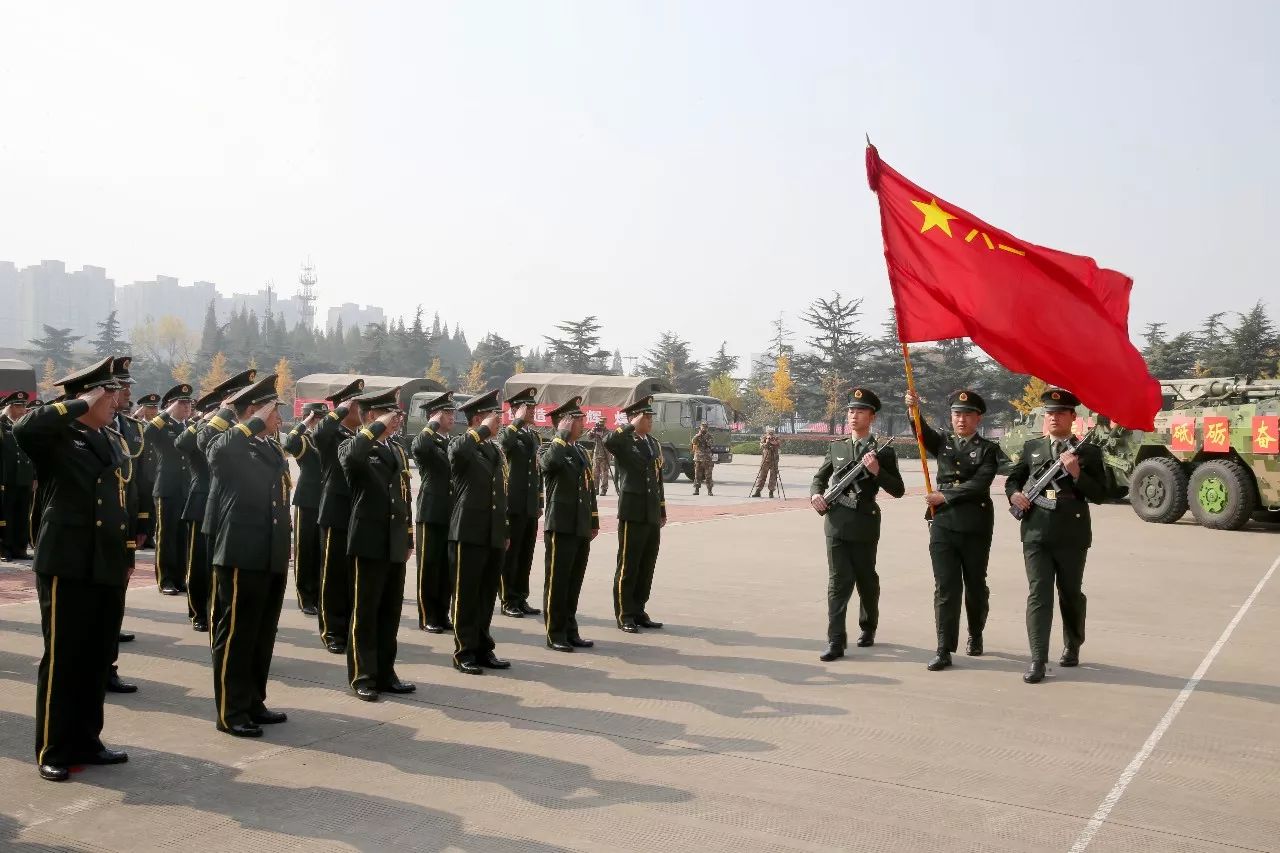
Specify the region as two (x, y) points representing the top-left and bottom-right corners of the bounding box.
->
(19, 355), (671, 782)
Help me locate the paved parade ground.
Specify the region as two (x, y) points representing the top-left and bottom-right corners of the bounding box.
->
(0, 455), (1277, 852)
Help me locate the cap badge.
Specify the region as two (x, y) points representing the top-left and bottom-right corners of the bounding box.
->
(959, 392), (968, 401)
(853, 390), (863, 399)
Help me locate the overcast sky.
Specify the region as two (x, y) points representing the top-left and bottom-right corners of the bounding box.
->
(1, 1), (1275, 370)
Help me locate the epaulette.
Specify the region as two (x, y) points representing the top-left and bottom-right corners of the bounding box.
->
(150, 415), (167, 428)
(209, 415), (231, 432)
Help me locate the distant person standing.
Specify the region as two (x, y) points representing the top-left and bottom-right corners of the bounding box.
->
(0, 390), (35, 560)
(132, 393), (161, 548)
(589, 420), (612, 495)
(691, 422), (714, 496)
(750, 427), (782, 498)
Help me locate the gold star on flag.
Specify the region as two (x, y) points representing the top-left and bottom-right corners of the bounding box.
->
(911, 198), (958, 238)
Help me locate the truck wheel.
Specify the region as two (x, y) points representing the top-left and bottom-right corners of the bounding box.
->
(1188, 459), (1257, 530)
(1129, 457), (1188, 524)
(660, 445), (682, 482)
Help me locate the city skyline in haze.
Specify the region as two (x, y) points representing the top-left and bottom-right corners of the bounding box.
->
(2, 1), (1275, 371)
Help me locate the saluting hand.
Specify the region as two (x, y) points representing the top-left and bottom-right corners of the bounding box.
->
(482, 413), (502, 434)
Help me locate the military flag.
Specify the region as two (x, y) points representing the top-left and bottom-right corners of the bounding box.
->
(866, 143), (1161, 431)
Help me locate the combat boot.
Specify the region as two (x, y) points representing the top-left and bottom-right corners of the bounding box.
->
(926, 650), (952, 671)
(707, 485), (714, 496)
(693, 485), (700, 495)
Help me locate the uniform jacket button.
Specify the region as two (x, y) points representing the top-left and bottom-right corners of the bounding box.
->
(95, 520), (102, 527)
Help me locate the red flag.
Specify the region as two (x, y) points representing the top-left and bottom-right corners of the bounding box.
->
(867, 144), (1160, 431)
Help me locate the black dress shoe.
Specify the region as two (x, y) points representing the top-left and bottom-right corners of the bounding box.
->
(218, 722), (263, 738)
(383, 680), (416, 694)
(80, 748), (129, 765)
(38, 764), (69, 782)
(301, 604), (318, 616)
(480, 652), (511, 669)
(159, 584), (180, 596)
(422, 623), (447, 634)
(354, 685), (379, 702)
(637, 617), (663, 629)
(174, 582), (188, 593)
(106, 674), (138, 694)
(569, 635), (594, 648)
(966, 635), (984, 656)
(546, 639), (574, 653)
(325, 641), (346, 655)
(856, 632), (875, 648)
(819, 642), (845, 662)
(251, 709), (288, 725)
(1023, 661), (1047, 684)
(501, 604), (524, 618)
(192, 619), (209, 633)
(520, 601), (541, 615)
(926, 651), (952, 672)
(118, 632), (135, 643)
(453, 659), (484, 675)
(619, 621), (640, 634)
(1059, 647), (1080, 667)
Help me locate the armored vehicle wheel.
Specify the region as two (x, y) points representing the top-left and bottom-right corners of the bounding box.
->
(1129, 457), (1188, 524)
(660, 445), (682, 482)
(1188, 459), (1257, 530)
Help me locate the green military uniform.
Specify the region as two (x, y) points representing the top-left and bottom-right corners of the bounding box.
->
(1004, 388), (1108, 683)
(1, 391), (36, 559)
(204, 374), (292, 736)
(589, 421), (612, 495)
(410, 391), (457, 632)
(448, 389), (510, 674)
(339, 388), (416, 700)
(913, 390), (1000, 670)
(144, 384), (194, 594)
(499, 387), (544, 616)
(283, 403), (327, 614)
(314, 378), (365, 653)
(605, 395), (667, 632)
(540, 396), (599, 651)
(691, 424), (714, 495)
(105, 357), (144, 693)
(16, 357), (133, 781)
(810, 389), (905, 660)
(133, 393), (161, 547)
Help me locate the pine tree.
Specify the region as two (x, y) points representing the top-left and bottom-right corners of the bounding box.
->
(639, 332), (705, 393)
(707, 342), (739, 379)
(275, 356), (295, 404)
(356, 323), (389, 374)
(1223, 301), (1277, 378)
(92, 311), (127, 359)
(197, 301), (225, 361)
(431, 312), (443, 338)
(199, 352), (230, 397)
(767, 313), (793, 359)
(611, 349), (624, 375)
(795, 292), (866, 432)
(472, 333), (520, 387)
(28, 325), (82, 370)
(543, 316), (610, 373)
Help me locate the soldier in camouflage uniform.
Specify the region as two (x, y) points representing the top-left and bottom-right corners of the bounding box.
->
(590, 420), (612, 495)
(691, 422), (714, 496)
(750, 426), (782, 498)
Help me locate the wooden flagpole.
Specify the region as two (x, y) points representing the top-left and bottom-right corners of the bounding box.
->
(900, 343), (935, 513)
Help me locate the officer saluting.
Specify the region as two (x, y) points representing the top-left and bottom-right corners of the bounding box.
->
(448, 389), (510, 675)
(810, 388), (905, 662)
(132, 392), (162, 549)
(0, 389), (35, 560)
(410, 391), (457, 633)
(605, 395), (667, 634)
(314, 378), (366, 654)
(499, 386), (544, 619)
(144, 383), (195, 595)
(540, 396), (599, 652)
(283, 402), (328, 615)
(906, 389), (1000, 672)
(203, 373), (292, 736)
(339, 387), (416, 701)
(16, 356), (133, 782)
(1005, 388), (1107, 684)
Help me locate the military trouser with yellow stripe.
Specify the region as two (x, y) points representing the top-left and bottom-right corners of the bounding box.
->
(415, 522), (451, 629)
(184, 520), (210, 625)
(317, 525), (354, 648)
(500, 511), (538, 609)
(35, 575), (124, 767)
(450, 541), (502, 664)
(613, 520), (660, 626)
(293, 506), (322, 611)
(153, 497), (186, 590)
(543, 532), (591, 644)
(210, 566), (287, 730)
(346, 558), (406, 690)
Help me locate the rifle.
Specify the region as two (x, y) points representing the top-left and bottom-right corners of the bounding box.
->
(1009, 432), (1093, 520)
(818, 435), (897, 515)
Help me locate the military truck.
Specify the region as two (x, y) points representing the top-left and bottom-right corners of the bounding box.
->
(1127, 377), (1280, 529)
(0, 359), (37, 399)
(500, 373), (734, 482)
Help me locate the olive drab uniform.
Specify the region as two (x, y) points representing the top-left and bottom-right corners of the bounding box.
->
(751, 432), (782, 497)
(17, 392), (133, 771)
(448, 418), (509, 668)
(411, 418), (453, 630)
(691, 427), (714, 494)
(1, 408), (35, 558)
(315, 404), (359, 650)
(605, 417), (666, 628)
(913, 408), (999, 657)
(499, 417), (543, 613)
(1005, 434), (1107, 666)
(283, 418), (323, 612)
(144, 404), (192, 592)
(340, 416), (413, 692)
(176, 419), (214, 626)
(810, 434), (905, 649)
(205, 398), (292, 732)
(136, 414), (158, 548)
(541, 423), (599, 647)
(107, 409), (145, 679)
(589, 423), (612, 495)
